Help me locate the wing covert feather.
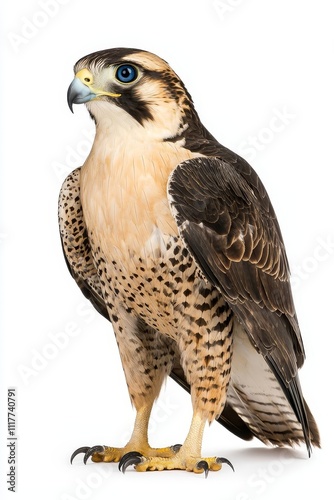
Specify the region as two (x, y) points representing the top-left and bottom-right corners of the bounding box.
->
(168, 157), (305, 383)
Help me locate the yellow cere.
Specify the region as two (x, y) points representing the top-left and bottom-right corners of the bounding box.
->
(76, 68), (121, 99)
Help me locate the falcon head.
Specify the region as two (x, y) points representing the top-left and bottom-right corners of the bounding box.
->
(67, 48), (197, 141)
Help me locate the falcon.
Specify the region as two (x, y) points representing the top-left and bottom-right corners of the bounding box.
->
(60, 47), (320, 475)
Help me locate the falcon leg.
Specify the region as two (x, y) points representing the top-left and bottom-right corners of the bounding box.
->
(71, 312), (179, 465)
(120, 297), (235, 474)
(71, 402), (180, 464)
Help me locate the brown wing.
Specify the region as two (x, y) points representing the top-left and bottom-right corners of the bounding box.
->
(168, 157), (316, 452)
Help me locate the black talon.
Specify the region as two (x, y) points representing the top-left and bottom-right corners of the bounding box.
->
(70, 446), (90, 464)
(118, 451), (144, 473)
(217, 457), (235, 472)
(171, 443), (182, 453)
(83, 445), (105, 464)
(196, 460), (209, 478)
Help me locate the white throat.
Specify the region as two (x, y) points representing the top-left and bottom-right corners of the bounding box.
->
(86, 99), (187, 143)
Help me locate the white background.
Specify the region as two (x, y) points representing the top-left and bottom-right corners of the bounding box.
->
(1, 1), (333, 498)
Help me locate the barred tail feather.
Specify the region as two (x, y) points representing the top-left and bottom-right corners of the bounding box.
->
(227, 321), (320, 450)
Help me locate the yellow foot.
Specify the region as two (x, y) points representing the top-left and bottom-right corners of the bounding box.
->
(119, 451), (234, 476)
(70, 443), (181, 464)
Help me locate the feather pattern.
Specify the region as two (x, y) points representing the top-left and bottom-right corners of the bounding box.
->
(61, 48), (320, 460)
(168, 156), (320, 450)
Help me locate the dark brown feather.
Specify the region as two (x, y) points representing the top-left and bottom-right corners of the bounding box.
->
(168, 157), (320, 451)
(168, 157), (303, 370)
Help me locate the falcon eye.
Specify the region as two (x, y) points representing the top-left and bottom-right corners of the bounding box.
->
(115, 64), (138, 84)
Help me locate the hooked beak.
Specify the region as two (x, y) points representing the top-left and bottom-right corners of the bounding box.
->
(67, 77), (96, 112)
(67, 68), (121, 113)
